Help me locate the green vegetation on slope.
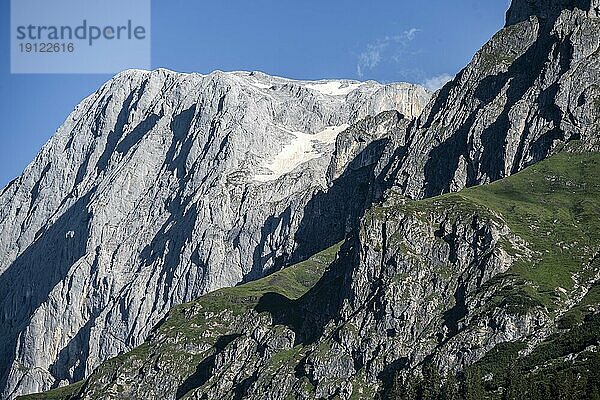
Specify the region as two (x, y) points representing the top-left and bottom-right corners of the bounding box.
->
(379, 152), (600, 313)
(383, 152), (600, 400)
(19, 243), (342, 400)
(462, 152), (600, 296)
(461, 312), (600, 400)
(24, 152), (600, 400)
(387, 307), (600, 400)
(161, 240), (342, 339)
(18, 382), (83, 400)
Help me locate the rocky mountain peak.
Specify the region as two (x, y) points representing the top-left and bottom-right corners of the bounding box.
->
(505, 0), (600, 26)
(0, 68), (429, 399)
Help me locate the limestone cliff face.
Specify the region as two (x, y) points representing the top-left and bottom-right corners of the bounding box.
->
(35, 1), (600, 399)
(382, 0), (600, 199)
(0, 69), (429, 399)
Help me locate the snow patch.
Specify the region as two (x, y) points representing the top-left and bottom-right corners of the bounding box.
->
(254, 125), (349, 182)
(305, 81), (363, 96)
(251, 82), (273, 90)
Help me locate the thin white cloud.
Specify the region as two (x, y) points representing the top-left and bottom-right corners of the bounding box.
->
(357, 28), (421, 78)
(402, 28), (419, 41)
(357, 43), (385, 77)
(422, 73), (453, 92)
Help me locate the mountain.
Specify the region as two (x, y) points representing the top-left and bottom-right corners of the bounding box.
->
(26, 150), (600, 400)
(380, 0), (600, 199)
(6, 0), (600, 398)
(0, 70), (429, 399)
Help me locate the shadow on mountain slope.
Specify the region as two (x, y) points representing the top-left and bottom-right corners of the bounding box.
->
(0, 190), (95, 396)
(290, 139), (389, 264)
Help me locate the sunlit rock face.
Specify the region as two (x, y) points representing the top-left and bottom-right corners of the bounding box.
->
(5, 0), (600, 397)
(49, 0), (600, 398)
(0, 68), (429, 399)
(381, 0), (600, 200)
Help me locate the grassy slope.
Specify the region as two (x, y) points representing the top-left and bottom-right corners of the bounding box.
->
(376, 152), (600, 399)
(462, 152), (600, 297)
(160, 240), (342, 342)
(17, 383), (84, 400)
(379, 151), (600, 313)
(404, 152), (600, 399)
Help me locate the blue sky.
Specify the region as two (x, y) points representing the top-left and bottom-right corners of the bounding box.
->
(0, 0), (510, 187)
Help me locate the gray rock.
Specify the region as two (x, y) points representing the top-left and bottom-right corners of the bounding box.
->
(51, 1), (600, 399)
(0, 69), (429, 399)
(5, 0), (600, 398)
(382, 0), (600, 199)
(63, 185), (566, 400)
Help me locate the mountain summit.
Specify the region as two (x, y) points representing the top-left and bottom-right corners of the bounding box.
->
(0, 70), (428, 399)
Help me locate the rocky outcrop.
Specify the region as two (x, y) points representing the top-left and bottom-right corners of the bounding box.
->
(327, 110), (408, 183)
(0, 70), (429, 399)
(505, 0), (600, 26)
(382, 0), (600, 199)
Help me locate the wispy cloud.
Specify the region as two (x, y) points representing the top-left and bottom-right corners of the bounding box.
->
(357, 28), (421, 78)
(422, 73), (453, 92)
